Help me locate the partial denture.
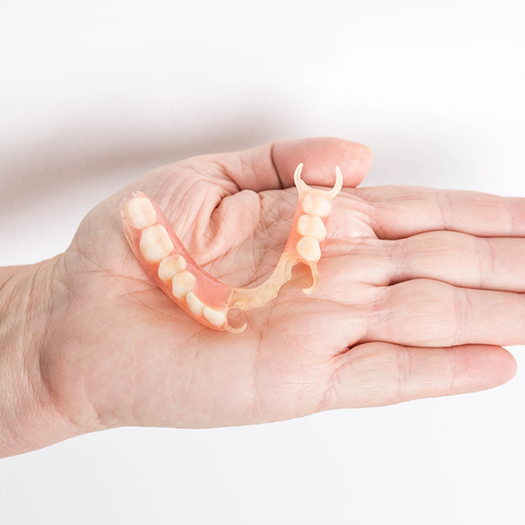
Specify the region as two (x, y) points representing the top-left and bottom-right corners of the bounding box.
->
(121, 164), (343, 333)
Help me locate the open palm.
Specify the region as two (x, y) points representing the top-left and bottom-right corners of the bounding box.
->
(45, 137), (519, 434)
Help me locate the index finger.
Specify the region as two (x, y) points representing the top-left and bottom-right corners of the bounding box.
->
(358, 185), (525, 238)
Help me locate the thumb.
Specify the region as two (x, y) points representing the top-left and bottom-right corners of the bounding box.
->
(271, 136), (374, 189)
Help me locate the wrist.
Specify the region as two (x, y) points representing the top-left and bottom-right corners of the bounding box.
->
(0, 258), (81, 457)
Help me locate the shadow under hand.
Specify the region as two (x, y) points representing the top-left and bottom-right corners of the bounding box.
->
(0, 108), (280, 221)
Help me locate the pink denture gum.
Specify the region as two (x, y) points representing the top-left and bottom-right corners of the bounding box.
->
(121, 164), (343, 333)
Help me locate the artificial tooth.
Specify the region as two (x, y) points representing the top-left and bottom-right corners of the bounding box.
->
(139, 225), (174, 263)
(158, 254), (187, 282)
(186, 292), (205, 316)
(172, 270), (196, 299)
(125, 197), (157, 229)
(302, 193), (332, 217)
(296, 236), (322, 262)
(297, 214), (326, 241)
(203, 306), (227, 327)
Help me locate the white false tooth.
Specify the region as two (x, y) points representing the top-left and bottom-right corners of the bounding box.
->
(140, 225), (174, 263)
(296, 237), (322, 262)
(297, 214), (326, 241)
(158, 254), (187, 282)
(172, 270), (196, 299)
(302, 193), (332, 217)
(203, 306), (227, 327)
(125, 197), (157, 229)
(186, 292), (205, 316)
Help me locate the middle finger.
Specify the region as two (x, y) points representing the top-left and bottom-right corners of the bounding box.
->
(326, 231), (525, 292)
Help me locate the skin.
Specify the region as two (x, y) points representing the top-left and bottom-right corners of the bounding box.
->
(0, 137), (521, 458)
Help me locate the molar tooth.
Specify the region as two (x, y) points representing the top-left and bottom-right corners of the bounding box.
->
(172, 270), (196, 299)
(126, 197), (157, 229)
(297, 214), (326, 241)
(303, 194), (332, 217)
(140, 225), (174, 263)
(186, 292), (205, 316)
(158, 254), (187, 282)
(296, 237), (322, 262)
(203, 306), (227, 327)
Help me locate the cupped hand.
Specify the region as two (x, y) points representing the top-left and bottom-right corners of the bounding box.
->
(43, 137), (520, 434)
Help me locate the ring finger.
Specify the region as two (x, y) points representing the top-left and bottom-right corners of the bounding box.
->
(365, 278), (525, 347)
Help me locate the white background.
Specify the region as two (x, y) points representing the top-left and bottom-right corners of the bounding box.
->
(1, 1), (525, 523)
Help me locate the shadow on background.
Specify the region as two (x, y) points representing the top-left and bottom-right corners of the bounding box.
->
(0, 108), (281, 220)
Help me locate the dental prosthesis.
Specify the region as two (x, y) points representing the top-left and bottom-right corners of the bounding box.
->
(121, 164), (343, 333)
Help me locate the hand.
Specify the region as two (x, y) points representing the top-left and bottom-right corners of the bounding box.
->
(3, 137), (521, 455)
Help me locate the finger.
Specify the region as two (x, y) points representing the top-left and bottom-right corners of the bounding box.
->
(364, 279), (525, 347)
(388, 232), (525, 292)
(323, 342), (516, 409)
(326, 231), (525, 292)
(356, 185), (525, 238)
(225, 137), (374, 192)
